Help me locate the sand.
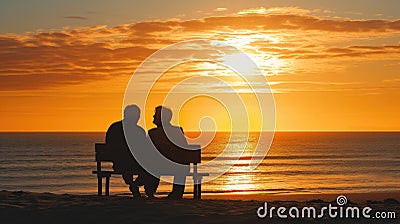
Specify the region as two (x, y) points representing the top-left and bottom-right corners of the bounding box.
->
(0, 190), (399, 224)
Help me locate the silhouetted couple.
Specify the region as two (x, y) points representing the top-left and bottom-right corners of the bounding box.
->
(105, 105), (189, 199)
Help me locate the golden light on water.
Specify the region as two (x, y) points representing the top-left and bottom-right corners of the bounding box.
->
(222, 166), (256, 193)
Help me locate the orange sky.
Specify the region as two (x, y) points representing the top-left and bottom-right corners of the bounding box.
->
(1, 6), (399, 131)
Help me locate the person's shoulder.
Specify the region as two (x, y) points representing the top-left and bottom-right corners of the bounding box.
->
(108, 120), (122, 130)
(113, 120), (123, 126)
(148, 127), (157, 131)
(134, 125), (147, 137)
(136, 125), (146, 133)
(105, 120), (123, 142)
(170, 125), (184, 133)
(148, 127), (158, 134)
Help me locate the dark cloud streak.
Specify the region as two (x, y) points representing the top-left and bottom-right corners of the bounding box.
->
(64, 16), (88, 20)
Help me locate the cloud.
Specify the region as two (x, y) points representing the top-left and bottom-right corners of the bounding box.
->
(1, 7), (400, 91)
(64, 16), (88, 20)
(0, 73), (99, 90)
(270, 81), (400, 94)
(180, 14), (400, 33)
(238, 7), (312, 16)
(289, 44), (400, 59)
(214, 8), (227, 12)
(383, 78), (400, 83)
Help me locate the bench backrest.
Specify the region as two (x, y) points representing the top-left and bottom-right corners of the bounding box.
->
(95, 143), (202, 164)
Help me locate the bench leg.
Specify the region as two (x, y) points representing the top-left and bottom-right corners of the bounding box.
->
(198, 183), (202, 199)
(105, 176), (110, 196)
(193, 176), (203, 199)
(97, 176), (102, 196)
(194, 183), (198, 199)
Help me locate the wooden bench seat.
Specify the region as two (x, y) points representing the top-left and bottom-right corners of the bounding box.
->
(93, 143), (209, 199)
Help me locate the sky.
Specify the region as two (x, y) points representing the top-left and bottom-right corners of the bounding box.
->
(0, 0), (399, 131)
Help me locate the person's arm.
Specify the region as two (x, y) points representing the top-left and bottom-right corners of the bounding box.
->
(105, 123), (119, 162)
(105, 127), (113, 144)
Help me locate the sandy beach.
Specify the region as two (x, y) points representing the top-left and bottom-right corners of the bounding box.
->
(0, 190), (398, 224)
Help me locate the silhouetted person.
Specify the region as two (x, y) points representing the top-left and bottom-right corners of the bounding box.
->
(148, 106), (190, 199)
(106, 105), (158, 198)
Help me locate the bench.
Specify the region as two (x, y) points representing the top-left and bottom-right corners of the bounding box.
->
(93, 143), (209, 199)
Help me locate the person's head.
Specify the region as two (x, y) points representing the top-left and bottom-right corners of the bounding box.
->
(153, 106), (172, 127)
(124, 105), (140, 124)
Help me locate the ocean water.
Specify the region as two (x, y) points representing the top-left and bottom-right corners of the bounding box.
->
(0, 132), (399, 196)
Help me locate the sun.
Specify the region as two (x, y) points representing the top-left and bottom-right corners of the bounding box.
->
(221, 33), (288, 76)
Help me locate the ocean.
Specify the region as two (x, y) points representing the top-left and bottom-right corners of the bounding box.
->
(0, 132), (399, 196)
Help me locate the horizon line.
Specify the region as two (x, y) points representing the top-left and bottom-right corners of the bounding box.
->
(1, 130), (399, 133)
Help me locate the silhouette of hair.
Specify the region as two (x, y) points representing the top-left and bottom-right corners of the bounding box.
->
(155, 106), (172, 123)
(124, 105), (140, 123)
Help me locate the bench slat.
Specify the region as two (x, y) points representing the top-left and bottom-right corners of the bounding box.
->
(95, 143), (202, 163)
(92, 170), (209, 176)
